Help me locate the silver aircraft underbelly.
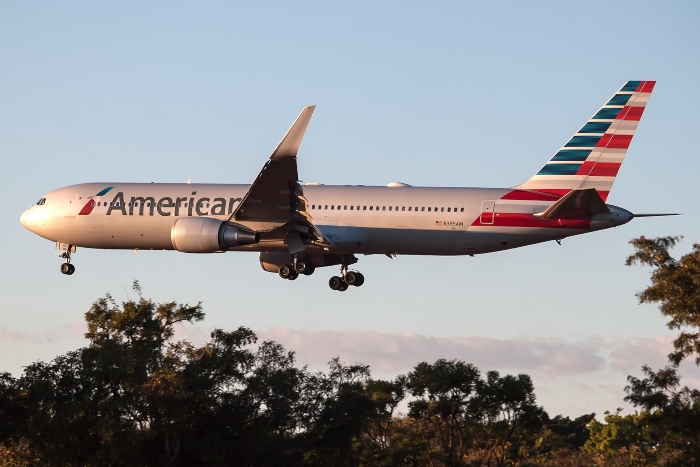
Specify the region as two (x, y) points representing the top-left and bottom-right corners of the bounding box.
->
(26, 183), (580, 256)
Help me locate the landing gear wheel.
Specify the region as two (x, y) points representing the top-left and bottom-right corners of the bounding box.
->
(329, 276), (343, 290)
(352, 272), (364, 287)
(58, 245), (76, 276)
(344, 271), (357, 285)
(279, 264), (293, 279)
(337, 282), (348, 292)
(294, 261), (308, 274)
(287, 270), (299, 281)
(302, 262), (315, 276)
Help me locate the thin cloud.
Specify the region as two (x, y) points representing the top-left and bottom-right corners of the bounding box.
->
(0, 323), (84, 344)
(259, 328), (606, 376)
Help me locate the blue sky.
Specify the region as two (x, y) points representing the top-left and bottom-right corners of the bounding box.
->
(1, 1), (699, 417)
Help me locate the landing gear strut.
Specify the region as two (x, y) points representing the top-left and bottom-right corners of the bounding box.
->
(59, 245), (75, 275)
(328, 264), (364, 291)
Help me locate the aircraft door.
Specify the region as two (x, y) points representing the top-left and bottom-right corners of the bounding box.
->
(480, 200), (495, 224)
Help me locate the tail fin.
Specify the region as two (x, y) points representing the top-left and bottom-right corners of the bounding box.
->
(516, 81), (655, 201)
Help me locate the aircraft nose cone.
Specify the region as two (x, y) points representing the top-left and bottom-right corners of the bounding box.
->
(20, 209), (30, 229)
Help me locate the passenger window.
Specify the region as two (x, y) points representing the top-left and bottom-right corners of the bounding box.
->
(428, 207), (431, 212)
(402, 207), (405, 211)
(408, 207), (412, 211)
(389, 206), (392, 211)
(441, 207), (444, 212)
(324, 205), (328, 210)
(460, 207), (464, 212)
(363, 206), (366, 210)
(421, 207), (425, 211)
(338, 205), (341, 210)
(454, 207), (457, 212)
(382, 206), (386, 211)
(447, 207), (451, 212)
(344, 205), (347, 210)
(370, 206), (373, 211)
(350, 206), (353, 210)
(331, 205), (334, 210)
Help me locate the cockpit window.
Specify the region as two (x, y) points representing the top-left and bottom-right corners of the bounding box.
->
(35, 198), (46, 206)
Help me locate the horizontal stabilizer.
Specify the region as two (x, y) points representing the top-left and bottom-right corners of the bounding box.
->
(535, 188), (609, 219)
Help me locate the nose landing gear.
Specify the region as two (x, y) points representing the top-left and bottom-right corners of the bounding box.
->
(59, 244), (76, 275)
(328, 265), (364, 292)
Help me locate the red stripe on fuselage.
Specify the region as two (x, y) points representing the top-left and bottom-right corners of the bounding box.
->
(470, 212), (591, 229)
(500, 190), (563, 201)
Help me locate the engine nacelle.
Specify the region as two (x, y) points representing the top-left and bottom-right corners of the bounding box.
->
(171, 217), (259, 253)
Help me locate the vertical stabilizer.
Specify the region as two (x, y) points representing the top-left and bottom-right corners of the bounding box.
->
(516, 81), (655, 201)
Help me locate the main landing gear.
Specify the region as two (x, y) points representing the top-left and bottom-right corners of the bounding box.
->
(328, 265), (364, 292)
(278, 259), (316, 281)
(59, 245), (75, 275)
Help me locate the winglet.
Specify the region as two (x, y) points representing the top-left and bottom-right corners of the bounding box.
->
(270, 105), (316, 160)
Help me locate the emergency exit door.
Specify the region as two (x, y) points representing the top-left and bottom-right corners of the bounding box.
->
(480, 200), (495, 224)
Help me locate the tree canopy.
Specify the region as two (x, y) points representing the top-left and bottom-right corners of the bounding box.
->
(2, 235), (700, 467)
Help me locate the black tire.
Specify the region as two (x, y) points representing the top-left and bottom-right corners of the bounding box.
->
(279, 264), (292, 279)
(301, 262), (315, 276)
(67, 264), (75, 275)
(60, 263), (71, 275)
(329, 276), (342, 290)
(294, 261), (308, 274)
(288, 270), (299, 280)
(344, 271), (357, 285)
(338, 282), (348, 291)
(353, 272), (364, 287)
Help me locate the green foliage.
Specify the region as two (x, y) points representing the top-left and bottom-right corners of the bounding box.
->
(626, 236), (700, 365)
(585, 409), (653, 454)
(6, 256), (700, 467)
(0, 285), (561, 466)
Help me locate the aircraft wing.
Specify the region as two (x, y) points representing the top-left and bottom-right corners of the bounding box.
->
(229, 106), (327, 253)
(535, 188), (610, 219)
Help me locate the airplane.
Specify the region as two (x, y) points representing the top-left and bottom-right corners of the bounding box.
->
(20, 80), (675, 291)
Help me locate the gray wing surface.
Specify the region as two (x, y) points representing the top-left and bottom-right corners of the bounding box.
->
(229, 106), (327, 253)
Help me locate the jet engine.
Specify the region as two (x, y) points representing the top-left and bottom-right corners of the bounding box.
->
(171, 217), (259, 253)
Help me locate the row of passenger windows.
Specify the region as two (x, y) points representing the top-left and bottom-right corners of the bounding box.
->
(96, 202), (205, 207)
(94, 201), (465, 212)
(311, 204), (464, 213)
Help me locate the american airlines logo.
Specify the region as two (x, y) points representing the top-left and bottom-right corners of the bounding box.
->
(79, 189), (242, 217)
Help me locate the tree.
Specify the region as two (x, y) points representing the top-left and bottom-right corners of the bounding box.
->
(623, 236), (700, 466)
(626, 236), (700, 365)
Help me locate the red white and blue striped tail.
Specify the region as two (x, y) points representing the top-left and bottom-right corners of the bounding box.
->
(515, 81), (655, 201)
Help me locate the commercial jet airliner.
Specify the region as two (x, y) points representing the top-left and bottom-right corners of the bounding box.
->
(21, 81), (674, 291)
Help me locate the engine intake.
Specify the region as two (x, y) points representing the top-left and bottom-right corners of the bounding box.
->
(171, 217), (259, 253)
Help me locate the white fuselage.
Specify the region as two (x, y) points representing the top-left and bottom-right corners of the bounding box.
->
(20, 182), (633, 257)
